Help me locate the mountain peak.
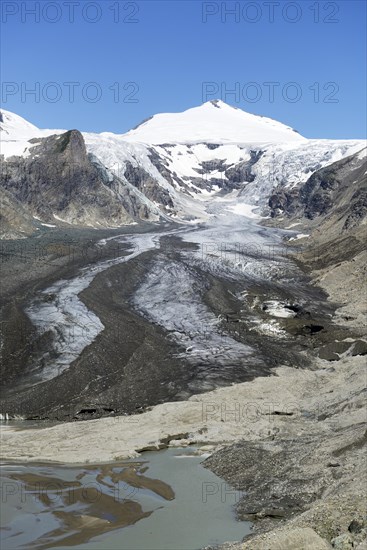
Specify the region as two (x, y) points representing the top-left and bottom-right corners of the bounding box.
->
(0, 102), (306, 160)
(122, 101), (306, 145)
(0, 109), (65, 158)
(0, 109), (41, 138)
(204, 99), (241, 110)
(205, 99), (232, 109)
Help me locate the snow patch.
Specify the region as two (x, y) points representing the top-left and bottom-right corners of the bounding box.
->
(226, 203), (261, 219)
(289, 233), (309, 241)
(285, 222), (302, 229)
(263, 301), (297, 318)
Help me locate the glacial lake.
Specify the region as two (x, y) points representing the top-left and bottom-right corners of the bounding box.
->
(0, 444), (251, 550)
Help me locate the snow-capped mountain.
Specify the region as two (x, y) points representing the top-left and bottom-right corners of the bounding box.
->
(122, 100), (306, 144)
(0, 109), (63, 158)
(0, 102), (365, 236)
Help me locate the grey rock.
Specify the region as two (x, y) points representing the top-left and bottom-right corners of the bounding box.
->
(123, 160), (174, 208)
(331, 533), (354, 549)
(350, 340), (367, 356)
(348, 519), (364, 534)
(268, 150), (367, 226)
(228, 150), (264, 187)
(318, 341), (353, 361)
(0, 129), (178, 237)
(0, 130), (139, 232)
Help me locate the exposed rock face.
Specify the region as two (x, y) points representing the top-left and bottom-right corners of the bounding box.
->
(198, 159), (227, 174)
(0, 130), (158, 234)
(187, 150), (264, 192)
(0, 188), (35, 239)
(299, 168), (339, 218)
(148, 148), (181, 189)
(268, 188), (299, 217)
(147, 144), (265, 196)
(343, 187), (367, 231)
(123, 160), (174, 208)
(268, 149), (367, 224)
(229, 150), (264, 186)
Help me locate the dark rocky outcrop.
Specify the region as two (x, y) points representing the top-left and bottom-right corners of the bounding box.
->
(198, 159), (227, 174)
(228, 150), (264, 187)
(0, 130), (158, 235)
(0, 187), (36, 238)
(268, 149), (367, 224)
(343, 187), (367, 230)
(148, 148), (179, 188)
(124, 160), (174, 208)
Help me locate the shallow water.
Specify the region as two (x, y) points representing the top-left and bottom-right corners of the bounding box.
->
(0, 447), (251, 550)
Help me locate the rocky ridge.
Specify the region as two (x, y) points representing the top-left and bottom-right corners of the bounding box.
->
(0, 130), (166, 232)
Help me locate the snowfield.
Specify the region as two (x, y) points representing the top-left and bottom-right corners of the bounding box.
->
(121, 99), (306, 144)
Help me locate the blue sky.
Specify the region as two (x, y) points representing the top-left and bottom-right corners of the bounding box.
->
(1, 0), (366, 138)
